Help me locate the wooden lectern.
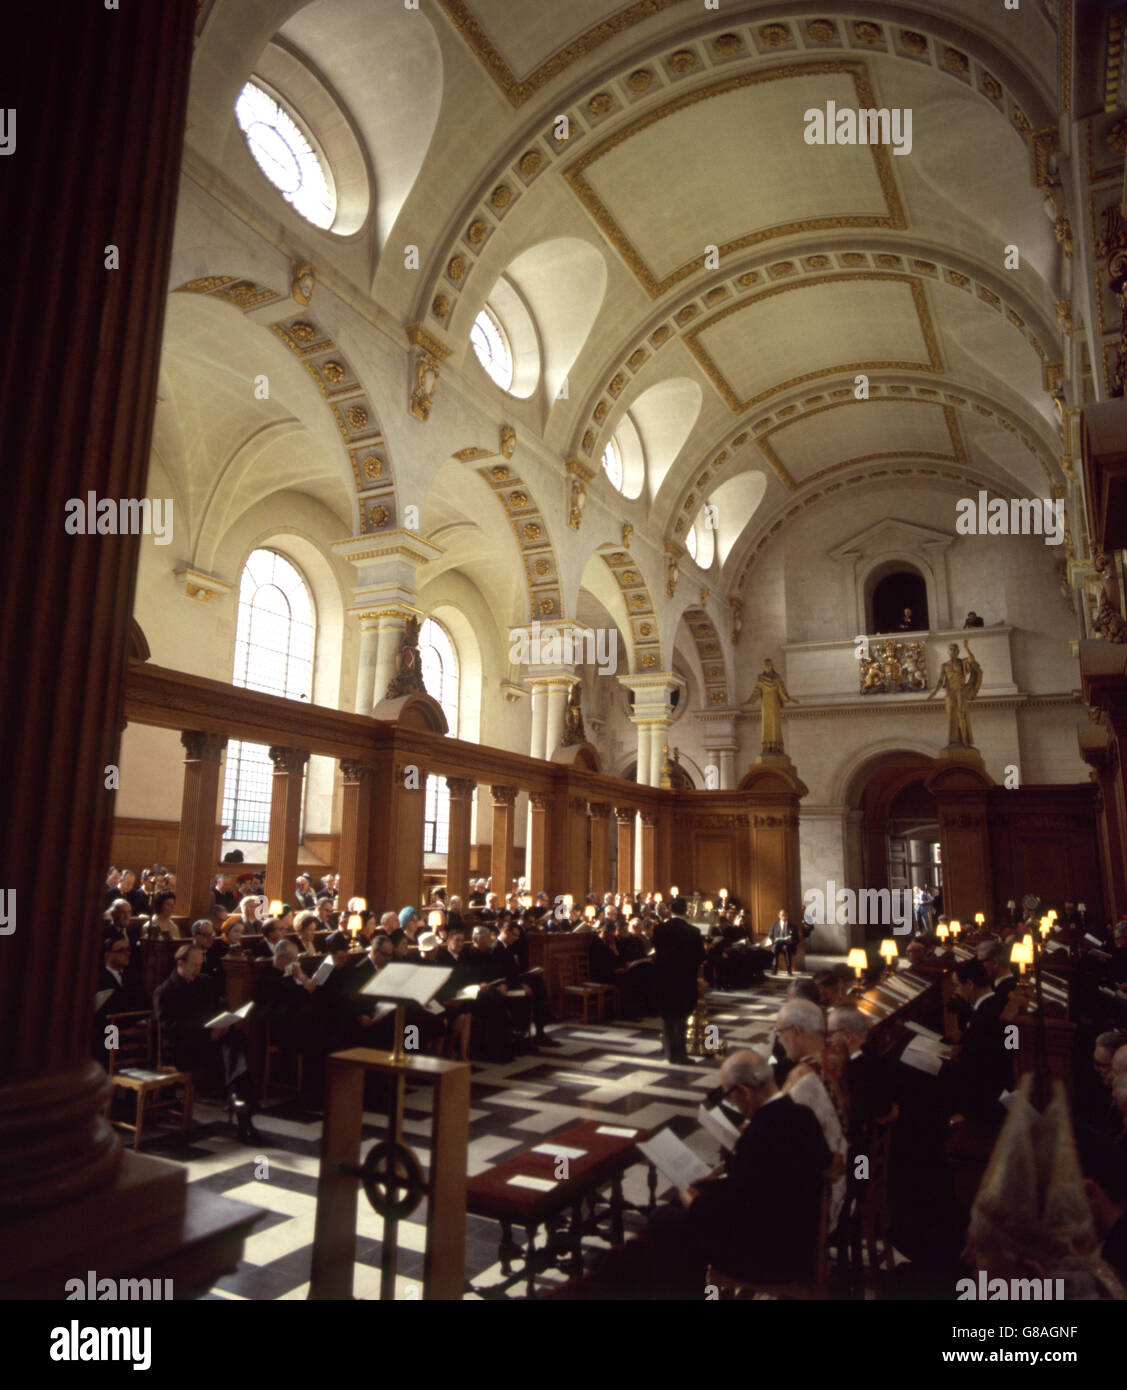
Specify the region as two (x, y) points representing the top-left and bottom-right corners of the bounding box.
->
(309, 1047), (470, 1300)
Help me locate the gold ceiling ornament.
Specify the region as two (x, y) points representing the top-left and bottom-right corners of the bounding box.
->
(523, 522), (542, 542)
(638, 621), (652, 636)
(641, 653), (657, 668)
(759, 23), (790, 47)
(562, 62), (907, 299)
(713, 34), (743, 55)
(630, 593), (648, 609)
(665, 551), (680, 597)
(593, 401), (608, 421)
(652, 325), (672, 344)
(582, 430), (595, 453)
(467, 219), (489, 244)
(621, 570), (638, 585)
(568, 476), (587, 530)
(588, 92), (614, 117)
(508, 491), (528, 508)
(982, 72), (1003, 100)
(853, 21), (882, 44)
(490, 464), (510, 479)
(406, 323), (452, 423)
(454, 446), (493, 462)
(705, 286), (727, 303)
(518, 150), (543, 176)
(290, 320), (316, 343)
(490, 183), (512, 208)
(361, 455), (383, 479)
(806, 20), (835, 43)
(943, 47), (969, 75)
(447, 255), (466, 281)
(900, 30), (927, 55)
(737, 271), (760, 286)
(1108, 117), (1127, 154)
(291, 261), (315, 306)
(668, 49), (697, 73)
(770, 261), (795, 276)
(346, 405), (369, 430)
(676, 304), (699, 323)
(367, 503), (391, 529)
(628, 347), (648, 369)
(321, 361), (345, 383)
(700, 587), (709, 606)
(533, 558), (551, 576)
(733, 432), (748, 446)
(608, 373), (626, 394)
(622, 523), (633, 549)
(538, 597), (555, 615)
(875, 253), (901, 267)
(806, 254), (830, 268)
(432, 294), (451, 318)
(500, 425), (517, 458)
(628, 69), (654, 92)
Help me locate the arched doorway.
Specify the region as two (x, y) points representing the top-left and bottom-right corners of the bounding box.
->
(871, 569), (928, 633)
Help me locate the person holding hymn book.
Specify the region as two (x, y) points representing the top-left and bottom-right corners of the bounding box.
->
(570, 1052), (832, 1298)
(153, 943), (257, 1141)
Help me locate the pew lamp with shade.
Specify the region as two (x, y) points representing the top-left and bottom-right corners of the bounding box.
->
(269, 899), (284, 918)
(973, 912), (984, 936)
(936, 921), (950, 945)
(949, 919), (962, 940)
(584, 904), (597, 921)
(1038, 915), (1052, 940)
(654, 892), (663, 904)
(719, 888), (728, 903)
(879, 938), (899, 974)
(346, 913), (362, 945)
(1006, 898), (1017, 927)
(427, 910), (444, 930)
(846, 946), (868, 988)
(1010, 939), (1033, 976)
(670, 886), (679, 897)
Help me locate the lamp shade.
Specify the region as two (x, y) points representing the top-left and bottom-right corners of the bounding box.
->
(846, 947), (868, 977)
(268, 899), (284, 917)
(427, 910), (443, 928)
(936, 922), (949, 940)
(949, 919), (961, 935)
(879, 939), (898, 962)
(974, 913), (985, 926)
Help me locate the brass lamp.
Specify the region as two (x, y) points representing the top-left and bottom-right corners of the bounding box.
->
(949, 919), (962, 938)
(846, 946), (868, 981)
(879, 939), (898, 973)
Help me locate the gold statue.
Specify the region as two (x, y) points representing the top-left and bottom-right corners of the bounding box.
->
(742, 657), (798, 755)
(927, 640), (983, 748)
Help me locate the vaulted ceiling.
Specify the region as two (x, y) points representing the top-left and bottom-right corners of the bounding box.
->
(187, 0), (1069, 591)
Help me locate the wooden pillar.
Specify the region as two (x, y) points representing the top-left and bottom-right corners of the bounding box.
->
(490, 785), (518, 894)
(639, 811), (658, 895)
(925, 757), (994, 926)
(445, 777), (476, 899)
(615, 807), (635, 895)
(177, 732), (227, 921)
(337, 760), (374, 908)
(562, 795), (590, 896)
(265, 746), (310, 906)
(528, 793), (551, 893)
(390, 756), (426, 910)
(0, 0), (196, 1218)
(588, 802), (611, 895)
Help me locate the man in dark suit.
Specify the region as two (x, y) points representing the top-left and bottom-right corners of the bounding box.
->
(247, 916), (283, 959)
(652, 896), (705, 1065)
(827, 1005), (895, 1149)
(573, 1050), (831, 1298)
(767, 908), (797, 976)
(976, 938), (1018, 1008)
(93, 934), (149, 1059)
(941, 959), (1013, 1126)
(153, 943), (256, 1140)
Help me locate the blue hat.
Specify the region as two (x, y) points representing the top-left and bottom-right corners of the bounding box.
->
(399, 905), (418, 927)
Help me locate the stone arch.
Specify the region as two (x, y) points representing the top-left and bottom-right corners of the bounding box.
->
(596, 546), (662, 673)
(172, 275), (398, 536)
(678, 607), (730, 710)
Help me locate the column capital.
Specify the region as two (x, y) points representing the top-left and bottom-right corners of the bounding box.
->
(621, 672), (685, 719)
(568, 795), (588, 815)
(490, 784), (519, 807)
(529, 792), (552, 812)
(181, 730), (227, 761)
(269, 745), (311, 775)
(587, 801), (612, 819)
(340, 759), (375, 784)
(614, 806), (636, 823)
(446, 776), (477, 800)
(639, 810), (658, 828)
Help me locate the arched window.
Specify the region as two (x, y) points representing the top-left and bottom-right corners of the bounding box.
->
(221, 550), (316, 843)
(235, 81), (336, 230)
(685, 524), (698, 563)
(420, 617), (459, 853)
(469, 306), (513, 391)
(601, 440), (623, 493)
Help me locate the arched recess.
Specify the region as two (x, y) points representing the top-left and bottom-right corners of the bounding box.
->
(461, 456), (564, 625)
(677, 607), (730, 711)
(613, 377), (702, 500)
(422, 599), (483, 745)
(839, 747), (940, 901)
(172, 276), (398, 536)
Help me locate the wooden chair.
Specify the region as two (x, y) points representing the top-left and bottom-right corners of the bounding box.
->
(707, 1172), (834, 1300)
(558, 953), (616, 1022)
(261, 1016), (304, 1101)
(103, 1010), (194, 1150)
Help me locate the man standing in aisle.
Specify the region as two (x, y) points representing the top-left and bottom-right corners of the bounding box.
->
(652, 895), (704, 1065)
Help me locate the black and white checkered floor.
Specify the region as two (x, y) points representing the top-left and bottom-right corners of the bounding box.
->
(139, 968), (815, 1299)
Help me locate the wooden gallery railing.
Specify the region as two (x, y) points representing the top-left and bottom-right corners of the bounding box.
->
(122, 660), (811, 939)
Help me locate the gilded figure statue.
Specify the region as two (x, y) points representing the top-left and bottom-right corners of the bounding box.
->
(926, 640), (983, 748)
(742, 657), (798, 755)
(561, 682), (586, 746)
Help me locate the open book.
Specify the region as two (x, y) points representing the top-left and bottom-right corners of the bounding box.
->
(359, 962), (452, 1006)
(697, 1103), (740, 1152)
(455, 977), (508, 1000)
(901, 1032), (951, 1075)
(637, 1129), (712, 1191)
(94, 988), (115, 1012)
(204, 1001), (254, 1030)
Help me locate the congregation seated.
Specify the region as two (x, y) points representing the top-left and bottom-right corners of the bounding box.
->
(589, 919), (652, 1018)
(247, 914), (283, 959)
(293, 873), (318, 911)
(293, 911), (320, 956)
(104, 868), (149, 917)
(143, 890), (183, 939)
(92, 933), (149, 1059)
(211, 873), (237, 914)
(941, 958), (1012, 1130)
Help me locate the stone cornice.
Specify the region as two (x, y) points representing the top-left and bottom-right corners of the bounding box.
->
(779, 691), (1082, 719)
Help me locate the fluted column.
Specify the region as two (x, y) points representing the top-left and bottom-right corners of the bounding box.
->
(265, 747), (310, 904)
(0, 0), (195, 1219)
(588, 802), (612, 895)
(178, 731), (227, 921)
(490, 786), (519, 895)
(337, 760), (374, 907)
(631, 717), (653, 786)
(718, 748), (737, 790)
(446, 777), (476, 899)
(528, 793), (551, 892)
(545, 679), (575, 759)
(614, 807), (635, 895)
(639, 811), (658, 895)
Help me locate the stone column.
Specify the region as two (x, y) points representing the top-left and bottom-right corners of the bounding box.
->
(528, 681), (551, 761)
(588, 802), (612, 895)
(615, 807), (635, 895)
(178, 731), (227, 921)
(545, 679), (576, 759)
(649, 717), (672, 786)
(352, 613), (380, 715)
(639, 811), (658, 894)
(630, 717), (652, 786)
(528, 793), (551, 893)
(265, 747), (310, 905)
(490, 786), (519, 895)
(337, 760), (374, 907)
(445, 777), (476, 900)
(0, 0), (195, 1219)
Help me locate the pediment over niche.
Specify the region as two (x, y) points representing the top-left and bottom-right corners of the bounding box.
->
(827, 517), (955, 566)
(827, 517), (955, 632)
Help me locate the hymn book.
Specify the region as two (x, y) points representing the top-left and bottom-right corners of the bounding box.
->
(696, 1103), (741, 1152)
(637, 1129), (712, 1190)
(359, 962), (452, 1005)
(204, 1001), (254, 1030)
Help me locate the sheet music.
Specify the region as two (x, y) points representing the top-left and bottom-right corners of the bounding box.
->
(637, 1130), (712, 1190)
(359, 962), (452, 1005)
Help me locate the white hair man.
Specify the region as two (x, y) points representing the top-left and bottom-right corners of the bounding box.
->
(775, 998), (847, 1226)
